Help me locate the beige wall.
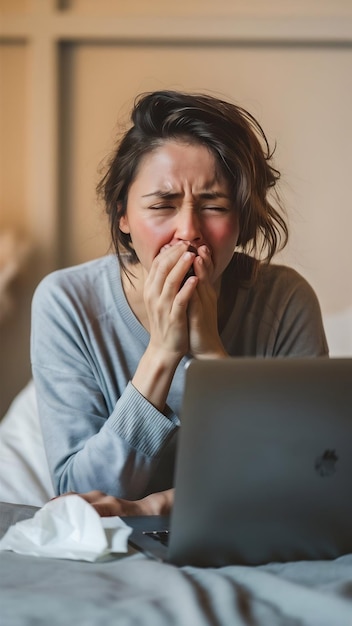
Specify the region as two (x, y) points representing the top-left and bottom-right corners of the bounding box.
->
(1, 0), (352, 415)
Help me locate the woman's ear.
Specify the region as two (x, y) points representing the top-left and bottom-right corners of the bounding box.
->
(119, 214), (130, 234)
(117, 201), (130, 234)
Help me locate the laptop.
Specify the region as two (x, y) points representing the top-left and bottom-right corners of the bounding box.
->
(124, 357), (352, 567)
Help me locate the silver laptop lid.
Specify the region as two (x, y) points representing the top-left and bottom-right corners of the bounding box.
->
(168, 357), (352, 567)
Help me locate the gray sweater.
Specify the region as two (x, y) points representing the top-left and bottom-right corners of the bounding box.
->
(31, 254), (328, 498)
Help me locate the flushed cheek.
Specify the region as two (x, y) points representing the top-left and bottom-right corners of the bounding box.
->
(207, 222), (239, 271)
(133, 223), (174, 267)
(207, 219), (239, 253)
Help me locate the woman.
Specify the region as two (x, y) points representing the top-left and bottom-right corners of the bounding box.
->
(31, 90), (328, 516)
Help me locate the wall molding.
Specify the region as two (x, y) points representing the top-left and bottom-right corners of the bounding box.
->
(2, 14), (352, 44)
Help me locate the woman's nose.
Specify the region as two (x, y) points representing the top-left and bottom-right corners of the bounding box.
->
(174, 209), (202, 244)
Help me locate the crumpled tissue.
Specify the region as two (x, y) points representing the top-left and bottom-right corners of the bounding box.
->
(0, 494), (132, 561)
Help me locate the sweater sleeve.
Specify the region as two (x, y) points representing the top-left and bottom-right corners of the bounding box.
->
(30, 270), (179, 499)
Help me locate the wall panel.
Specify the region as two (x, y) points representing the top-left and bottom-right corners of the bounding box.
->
(0, 44), (27, 231)
(0, 43), (33, 416)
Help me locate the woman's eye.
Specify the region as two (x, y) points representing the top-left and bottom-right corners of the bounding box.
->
(150, 204), (175, 210)
(202, 205), (230, 213)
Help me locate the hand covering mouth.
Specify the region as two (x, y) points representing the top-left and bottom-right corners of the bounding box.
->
(180, 245), (198, 288)
(159, 242), (199, 255)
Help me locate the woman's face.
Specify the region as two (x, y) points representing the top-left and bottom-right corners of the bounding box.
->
(119, 140), (239, 286)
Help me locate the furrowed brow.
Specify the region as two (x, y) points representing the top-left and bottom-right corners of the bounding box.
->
(198, 191), (230, 200)
(142, 190), (229, 200)
(142, 190), (181, 199)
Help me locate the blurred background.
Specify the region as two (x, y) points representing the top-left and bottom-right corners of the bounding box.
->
(1, 0), (352, 416)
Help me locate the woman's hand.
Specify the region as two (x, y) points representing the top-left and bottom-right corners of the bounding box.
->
(144, 242), (227, 360)
(188, 245), (228, 359)
(143, 242), (198, 359)
(132, 242), (226, 413)
(131, 243), (198, 412)
(56, 488), (174, 518)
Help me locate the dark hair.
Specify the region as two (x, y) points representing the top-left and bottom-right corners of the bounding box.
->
(97, 90), (288, 281)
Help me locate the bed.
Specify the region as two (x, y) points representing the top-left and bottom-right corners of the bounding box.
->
(2, 501), (352, 625)
(1, 384), (352, 625)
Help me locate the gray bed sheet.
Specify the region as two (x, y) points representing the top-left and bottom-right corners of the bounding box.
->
(1, 502), (352, 626)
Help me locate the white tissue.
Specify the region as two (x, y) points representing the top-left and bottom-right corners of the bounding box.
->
(0, 494), (132, 561)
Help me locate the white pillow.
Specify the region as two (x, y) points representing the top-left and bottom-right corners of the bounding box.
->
(0, 380), (55, 506)
(323, 307), (352, 357)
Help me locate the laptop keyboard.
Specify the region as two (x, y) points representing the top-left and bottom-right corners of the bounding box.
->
(143, 530), (170, 547)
